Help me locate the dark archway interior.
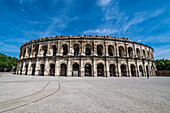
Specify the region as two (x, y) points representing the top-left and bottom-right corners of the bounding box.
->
(143, 50), (145, 58)
(136, 48), (140, 58)
(131, 64), (136, 77)
(28, 48), (31, 57)
(128, 47), (133, 58)
(42, 46), (47, 57)
(34, 46), (39, 57)
(50, 64), (55, 76)
(86, 44), (91, 55)
(74, 44), (79, 55)
(121, 64), (126, 76)
(147, 51), (150, 58)
(60, 64), (67, 76)
(25, 64), (28, 75)
(72, 63), (80, 77)
(108, 45), (114, 56)
(23, 49), (26, 58)
(62, 45), (68, 55)
(97, 45), (103, 56)
(110, 64), (116, 77)
(97, 63), (104, 76)
(139, 65), (144, 76)
(40, 64), (45, 76)
(85, 64), (92, 76)
(32, 64), (36, 75)
(52, 45), (57, 56)
(119, 46), (124, 57)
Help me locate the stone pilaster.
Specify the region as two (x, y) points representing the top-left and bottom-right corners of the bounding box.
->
(27, 60), (32, 75)
(44, 59), (49, 76)
(67, 59), (71, 77)
(93, 60), (97, 77)
(55, 59), (59, 76)
(106, 61), (110, 77)
(80, 60), (84, 77)
(22, 61), (26, 75)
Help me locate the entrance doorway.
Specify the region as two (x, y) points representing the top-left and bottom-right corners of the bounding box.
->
(121, 64), (127, 76)
(85, 64), (92, 76)
(49, 64), (55, 76)
(31, 64), (36, 75)
(60, 64), (67, 76)
(40, 64), (45, 76)
(110, 64), (116, 77)
(139, 65), (144, 76)
(97, 63), (104, 77)
(131, 64), (136, 77)
(72, 63), (80, 77)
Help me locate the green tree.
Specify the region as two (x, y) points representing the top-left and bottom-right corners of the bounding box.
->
(155, 59), (170, 70)
(0, 52), (18, 72)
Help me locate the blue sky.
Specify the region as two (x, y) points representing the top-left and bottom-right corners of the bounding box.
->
(0, 0), (169, 59)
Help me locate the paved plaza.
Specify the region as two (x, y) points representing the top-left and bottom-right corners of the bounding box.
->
(0, 73), (170, 113)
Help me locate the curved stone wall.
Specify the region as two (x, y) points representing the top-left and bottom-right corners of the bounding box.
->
(17, 35), (156, 77)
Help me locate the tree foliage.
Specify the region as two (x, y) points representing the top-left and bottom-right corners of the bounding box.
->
(0, 52), (18, 71)
(155, 59), (170, 70)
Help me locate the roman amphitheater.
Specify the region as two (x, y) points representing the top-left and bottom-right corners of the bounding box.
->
(16, 35), (156, 77)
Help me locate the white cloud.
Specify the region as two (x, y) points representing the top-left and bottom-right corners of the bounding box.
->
(154, 45), (170, 59)
(83, 28), (117, 35)
(97, 0), (112, 7)
(0, 41), (19, 53)
(16, 0), (37, 4)
(96, 0), (165, 35)
(123, 8), (165, 33)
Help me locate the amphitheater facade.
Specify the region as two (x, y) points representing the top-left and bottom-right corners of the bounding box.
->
(17, 35), (156, 77)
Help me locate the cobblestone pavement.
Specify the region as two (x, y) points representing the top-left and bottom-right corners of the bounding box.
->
(0, 73), (170, 113)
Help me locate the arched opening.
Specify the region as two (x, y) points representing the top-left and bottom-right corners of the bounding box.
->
(28, 48), (31, 57)
(97, 63), (104, 77)
(151, 53), (154, 60)
(31, 64), (36, 75)
(97, 45), (103, 56)
(72, 63), (80, 77)
(128, 47), (133, 58)
(136, 48), (140, 58)
(121, 64), (127, 77)
(147, 51), (150, 59)
(74, 44), (79, 55)
(52, 45), (57, 56)
(85, 64), (92, 76)
(62, 44), (68, 56)
(146, 66), (149, 76)
(20, 64), (23, 75)
(110, 64), (116, 77)
(119, 46), (124, 57)
(85, 44), (91, 55)
(23, 49), (26, 58)
(42, 46), (47, 57)
(60, 64), (67, 76)
(49, 64), (55, 76)
(143, 50), (145, 58)
(139, 65), (144, 76)
(34, 45), (39, 57)
(108, 45), (114, 56)
(25, 64), (28, 75)
(40, 64), (45, 76)
(130, 64), (136, 77)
